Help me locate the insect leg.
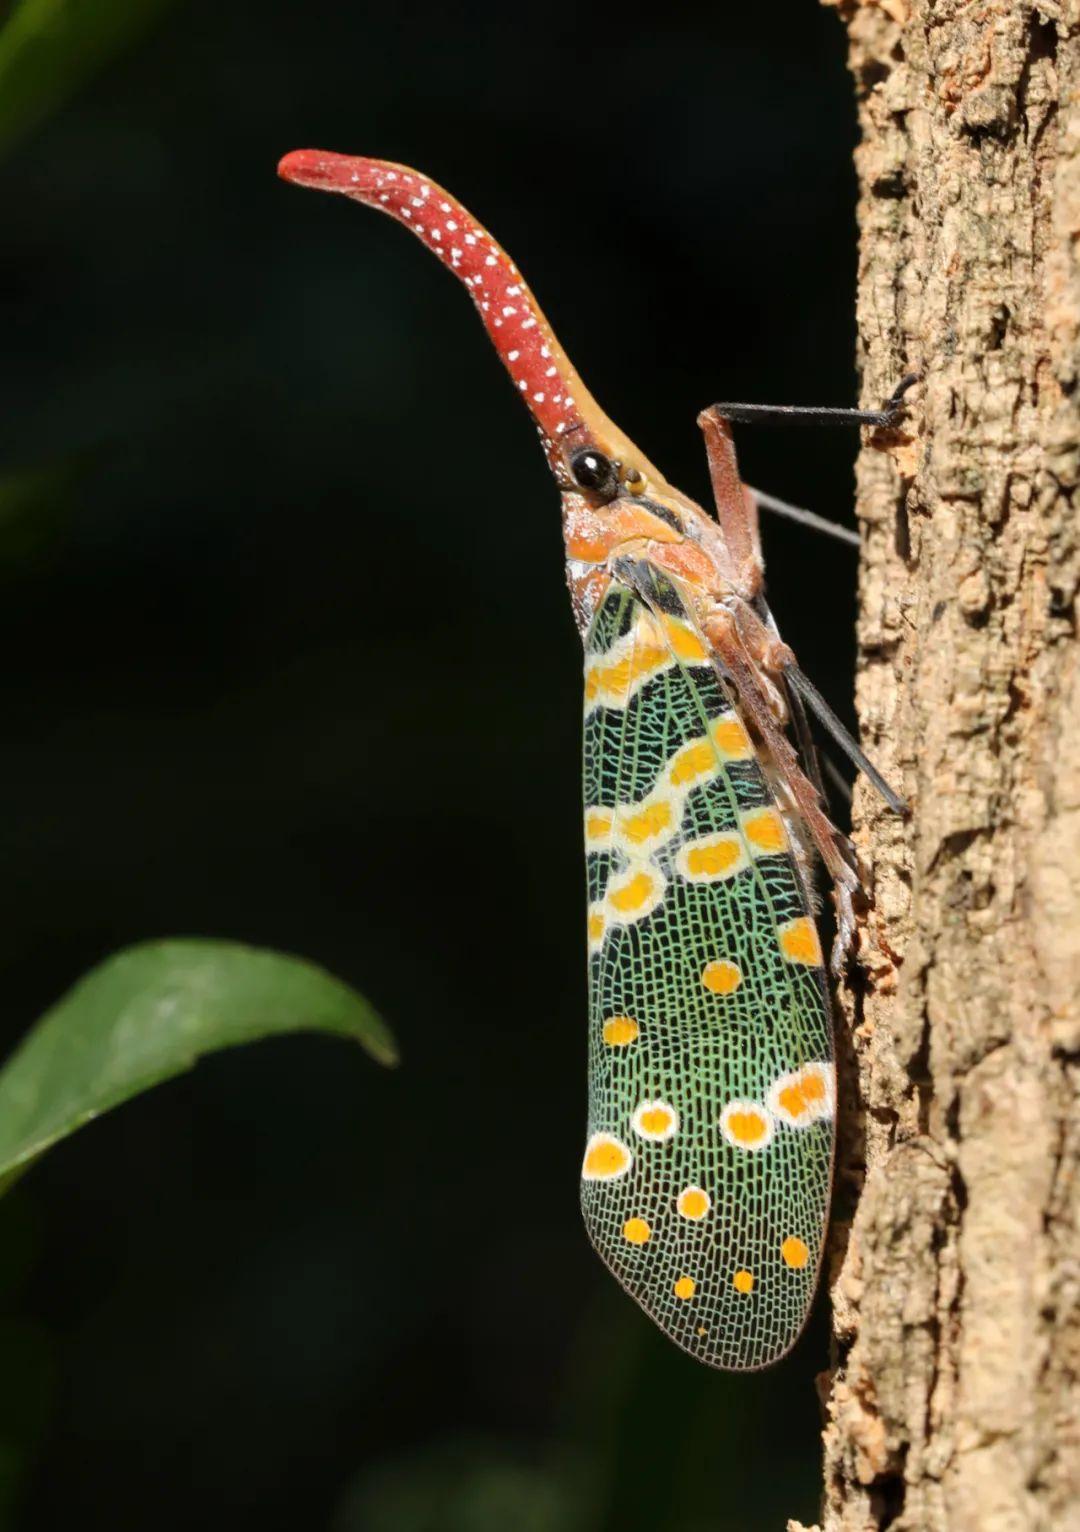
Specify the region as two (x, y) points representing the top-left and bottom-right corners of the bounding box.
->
(746, 487), (860, 548)
(707, 372), (920, 430)
(696, 407), (765, 591)
(783, 663), (909, 816)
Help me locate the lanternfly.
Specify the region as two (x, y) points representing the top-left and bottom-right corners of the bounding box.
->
(278, 149), (909, 1371)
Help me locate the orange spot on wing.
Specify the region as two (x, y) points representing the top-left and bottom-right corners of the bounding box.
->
(584, 618), (673, 709)
(781, 1236), (810, 1271)
(677, 1186), (710, 1220)
(769, 1062), (834, 1127)
(778, 1081), (810, 1119)
(609, 869), (657, 913)
(673, 1276), (697, 1300)
(661, 615), (709, 662)
(669, 739), (715, 788)
(619, 798), (674, 847)
(581, 1133), (632, 1180)
(684, 837), (743, 879)
(602, 1015), (639, 1047)
(729, 1111), (767, 1144)
(801, 1072), (827, 1104)
(742, 807), (787, 854)
(733, 1269), (754, 1294)
(622, 1217), (651, 1245)
(779, 916), (823, 966)
(720, 1100), (775, 1151)
(712, 715), (753, 759)
(584, 809), (613, 842)
(701, 959), (742, 995)
(632, 1099), (678, 1140)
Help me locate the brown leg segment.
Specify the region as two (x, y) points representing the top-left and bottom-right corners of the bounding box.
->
(697, 408), (764, 596)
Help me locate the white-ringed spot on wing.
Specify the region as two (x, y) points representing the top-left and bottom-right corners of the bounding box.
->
(631, 1098), (679, 1141)
(676, 1185), (711, 1220)
(612, 790), (679, 856)
(719, 1099), (775, 1152)
(711, 711), (754, 761)
(583, 806), (613, 846)
(602, 1015), (640, 1047)
(605, 863), (665, 925)
(583, 613), (673, 713)
(581, 1132), (633, 1181)
(739, 806), (789, 857)
(778, 916), (824, 967)
(586, 903), (607, 954)
(676, 832), (748, 884)
(666, 736), (716, 792)
(664, 714), (754, 797)
(768, 1062), (835, 1128)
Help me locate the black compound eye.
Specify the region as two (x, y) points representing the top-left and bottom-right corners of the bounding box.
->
(569, 448), (618, 498)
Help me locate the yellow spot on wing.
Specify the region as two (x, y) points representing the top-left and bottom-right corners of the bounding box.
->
(778, 1081), (811, 1119)
(584, 807), (613, 843)
(720, 1100), (775, 1152)
(661, 615), (709, 662)
(741, 806), (788, 855)
(615, 793), (677, 853)
(781, 1236), (810, 1271)
(769, 1062), (834, 1126)
(801, 1069), (828, 1106)
(602, 1015), (639, 1046)
(606, 866), (664, 922)
(622, 1217), (651, 1245)
(701, 959), (742, 995)
(677, 1186), (710, 1220)
(712, 713), (753, 759)
(584, 614), (671, 711)
(678, 834), (747, 882)
(631, 1098), (678, 1141)
(587, 905), (606, 952)
(667, 739), (715, 789)
(674, 1276), (696, 1300)
(733, 1269), (754, 1294)
(581, 1133), (633, 1180)
(778, 916), (823, 966)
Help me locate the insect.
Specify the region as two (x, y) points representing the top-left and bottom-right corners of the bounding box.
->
(278, 150), (908, 1370)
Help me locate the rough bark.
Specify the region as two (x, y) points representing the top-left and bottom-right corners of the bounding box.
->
(794, 4), (1080, 1530)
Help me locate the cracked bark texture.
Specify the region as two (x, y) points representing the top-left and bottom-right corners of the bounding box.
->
(795, 4), (1080, 1530)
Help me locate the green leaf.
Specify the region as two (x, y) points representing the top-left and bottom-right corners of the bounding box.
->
(0, 939), (397, 1191)
(0, 0), (180, 161)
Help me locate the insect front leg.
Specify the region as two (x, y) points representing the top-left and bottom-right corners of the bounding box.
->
(696, 408), (765, 598)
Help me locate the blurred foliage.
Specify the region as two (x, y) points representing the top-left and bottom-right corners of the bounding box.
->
(0, 0), (178, 162)
(0, 939), (395, 1193)
(0, 457), (81, 565)
(332, 1436), (590, 1532)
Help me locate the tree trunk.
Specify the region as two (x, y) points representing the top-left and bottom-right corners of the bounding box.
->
(797, 4), (1080, 1530)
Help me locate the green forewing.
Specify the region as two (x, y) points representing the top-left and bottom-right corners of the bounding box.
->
(579, 581), (834, 1370)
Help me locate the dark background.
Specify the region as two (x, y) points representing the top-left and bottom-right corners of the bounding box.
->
(1, 3), (863, 1528)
